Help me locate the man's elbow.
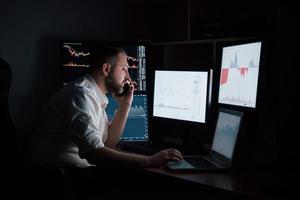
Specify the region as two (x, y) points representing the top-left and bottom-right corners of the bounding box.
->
(104, 141), (118, 149)
(81, 148), (106, 164)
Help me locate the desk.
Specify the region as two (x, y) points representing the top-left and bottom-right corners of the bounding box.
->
(144, 167), (295, 200)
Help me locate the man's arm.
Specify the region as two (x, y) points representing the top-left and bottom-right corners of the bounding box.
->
(105, 102), (130, 148)
(82, 147), (183, 168)
(105, 82), (135, 148)
(83, 147), (148, 167)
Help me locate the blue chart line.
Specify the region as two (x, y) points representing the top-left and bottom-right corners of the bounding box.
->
(128, 105), (146, 117)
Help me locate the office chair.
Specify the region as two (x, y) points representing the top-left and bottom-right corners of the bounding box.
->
(0, 58), (24, 169)
(0, 57), (74, 199)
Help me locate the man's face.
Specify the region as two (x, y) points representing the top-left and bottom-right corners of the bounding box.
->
(105, 53), (130, 94)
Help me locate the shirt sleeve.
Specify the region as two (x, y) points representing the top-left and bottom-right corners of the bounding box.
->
(66, 89), (105, 157)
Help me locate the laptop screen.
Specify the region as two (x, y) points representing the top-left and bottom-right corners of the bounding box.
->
(106, 93), (149, 142)
(211, 108), (243, 159)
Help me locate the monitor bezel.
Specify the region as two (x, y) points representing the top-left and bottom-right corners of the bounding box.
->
(149, 66), (212, 146)
(215, 38), (264, 112)
(152, 66), (212, 124)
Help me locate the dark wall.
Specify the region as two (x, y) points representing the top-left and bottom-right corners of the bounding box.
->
(0, 0), (128, 137)
(277, 2), (298, 170)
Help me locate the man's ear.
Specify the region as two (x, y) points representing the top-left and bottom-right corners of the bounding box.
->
(102, 63), (111, 77)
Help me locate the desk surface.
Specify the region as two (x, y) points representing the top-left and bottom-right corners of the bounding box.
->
(145, 167), (295, 199)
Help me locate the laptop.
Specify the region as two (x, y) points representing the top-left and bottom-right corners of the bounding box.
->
(166, 108), (243, 172)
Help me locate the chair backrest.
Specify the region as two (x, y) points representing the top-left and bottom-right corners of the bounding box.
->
(0, 57), (24, 169)
(0, 58), (76, 199)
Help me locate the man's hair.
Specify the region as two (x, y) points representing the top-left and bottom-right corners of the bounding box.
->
(90, 45), (126, 71)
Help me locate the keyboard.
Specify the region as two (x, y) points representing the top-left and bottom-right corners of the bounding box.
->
(184, 156), (216, 168)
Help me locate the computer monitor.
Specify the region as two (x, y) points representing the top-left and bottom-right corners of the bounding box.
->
(106, 93), (149, 142)
(153, 68), (211, 123)
(61, 41), (92, 85)
(61, 41), (147, 92)
(217, 41), (262, 109)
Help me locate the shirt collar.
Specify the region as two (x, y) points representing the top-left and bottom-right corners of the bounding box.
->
(85, 74), (108, 108)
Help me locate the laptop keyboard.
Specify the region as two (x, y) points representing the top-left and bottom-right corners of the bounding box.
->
(184, 157), (216, 168)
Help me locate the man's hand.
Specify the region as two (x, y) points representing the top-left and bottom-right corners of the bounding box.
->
(113, 81), (137, 107)
(147, 149), (183, 168)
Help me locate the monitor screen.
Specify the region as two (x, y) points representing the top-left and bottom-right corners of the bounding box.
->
(61, 42), (92, 85)
(106, 93), (149, 142)
(61, 41), (147, 92)
(218, 41), (262, 108)
(153, 69), (210, 123)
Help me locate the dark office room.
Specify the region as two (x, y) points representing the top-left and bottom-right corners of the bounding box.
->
(0, 0), (297, 199)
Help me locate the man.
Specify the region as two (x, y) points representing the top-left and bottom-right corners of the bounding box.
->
(33, 46), (182, 168)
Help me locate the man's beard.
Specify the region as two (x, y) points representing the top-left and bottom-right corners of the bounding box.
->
(105, 72), (123, 94)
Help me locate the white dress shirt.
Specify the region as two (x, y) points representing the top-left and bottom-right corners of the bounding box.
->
(33, 74), (109, 167)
